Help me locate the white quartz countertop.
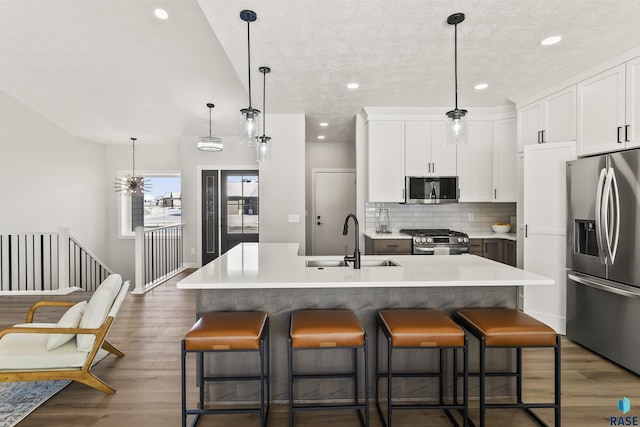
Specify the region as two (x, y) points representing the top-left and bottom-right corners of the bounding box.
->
(177, 243), (551, 290)
(467, 232), (517, 241)
(363, 232), (411, 239)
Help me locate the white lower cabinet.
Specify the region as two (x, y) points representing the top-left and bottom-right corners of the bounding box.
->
(523, 141), (576, 334)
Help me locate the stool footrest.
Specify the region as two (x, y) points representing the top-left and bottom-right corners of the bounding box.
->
(386, 403), (466, 410)
(292, 404), (367, 411)
(377, 371), (442, 379)
(202, 375), (263, 382)
(486, 402), (557, 409)
(292, 372), (355, 380)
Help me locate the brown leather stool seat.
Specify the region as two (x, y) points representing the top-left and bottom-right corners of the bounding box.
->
(290, 309), (364, 348)
(181, 311), (270, 427)
(375, 309), (469, 427)
(288, 309), (369, 426)
(454, 308), (560, 427)
(185, 311), (267, 351)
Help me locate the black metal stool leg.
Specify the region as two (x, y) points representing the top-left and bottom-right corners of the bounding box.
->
(288, 337), (294, 427)
(387, 334), (393, 427)
(517, 347), (523, 404)
(181, 340), (187, 427)
(555, 336), (561, 427)
(365, 335), (370, 427)
(479, 336), (486, 427)
(439, 348), (445, 405)
(463, 336), (469, 427)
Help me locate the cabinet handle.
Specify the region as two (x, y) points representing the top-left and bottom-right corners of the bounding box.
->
(537, 131), (540, 143)
(386, 244), (398, 248)
(617, 126), (623, 143)
(541, 130), (545, 143)
(402, 188), (405, 200)
(626, 125), (630, 142)
(494, 189), (497, 199)
(432, 163), (435, 173)
(525, 224), (528, 238)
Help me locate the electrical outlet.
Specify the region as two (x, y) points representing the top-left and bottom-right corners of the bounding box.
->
(288, 214), (300, 223)
(190, 248), (196, 255)
(468, 213), (474, 221)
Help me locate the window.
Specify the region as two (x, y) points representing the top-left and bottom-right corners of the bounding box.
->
(118, 173), (181, 238)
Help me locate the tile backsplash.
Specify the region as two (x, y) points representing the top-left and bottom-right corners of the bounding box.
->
(365, 202), (516, 234)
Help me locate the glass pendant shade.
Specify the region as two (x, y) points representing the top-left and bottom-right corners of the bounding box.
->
(240, 107), (260, 146)
(198, 103), (223, 151)
(256, 135), (271, 162)
(446, 108), (468, 145)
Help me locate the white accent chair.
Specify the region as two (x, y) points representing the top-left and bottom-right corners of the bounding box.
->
(0, 274), (129, 394)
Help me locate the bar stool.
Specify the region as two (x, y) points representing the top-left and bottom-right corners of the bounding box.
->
(181, 311), (270, 427)
(288, 309), (369, 427)
(375, 309), (469, 427)
(455, 308), (560, 427)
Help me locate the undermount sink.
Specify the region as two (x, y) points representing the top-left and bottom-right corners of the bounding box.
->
(305, 260), (347, 268)
(305, 259), (400, 268)
(359, 259), (400, 267)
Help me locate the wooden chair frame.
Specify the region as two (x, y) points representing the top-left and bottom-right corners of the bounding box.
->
(0, 286), (128, 394)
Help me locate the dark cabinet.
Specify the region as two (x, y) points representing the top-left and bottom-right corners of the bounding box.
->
(364, 237), (412, 255)
(469, 238), (516, 267)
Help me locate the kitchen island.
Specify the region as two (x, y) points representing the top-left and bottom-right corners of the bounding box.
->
(177, 243), (553, 404)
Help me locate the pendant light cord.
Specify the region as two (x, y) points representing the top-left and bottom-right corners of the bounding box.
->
(454, 22), (458, 110)
(247, 21), (252, 108)
(262, 69), (266, 136)
(209, 107), (212, 137)
(131, 137), (136, 177)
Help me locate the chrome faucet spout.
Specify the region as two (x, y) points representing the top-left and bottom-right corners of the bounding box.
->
(342, 213), (361, 269)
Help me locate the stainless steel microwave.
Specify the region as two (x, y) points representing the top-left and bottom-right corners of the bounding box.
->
(405, 176), (459, 204)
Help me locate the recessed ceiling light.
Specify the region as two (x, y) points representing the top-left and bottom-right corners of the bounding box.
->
(540, 35), (562, 46)
(474, 83), (488, 90)
(346, 83), (359, 89)
(319, 122), (329, 127)
(154, 8), (169, 20)
(317, 135), (325, 140)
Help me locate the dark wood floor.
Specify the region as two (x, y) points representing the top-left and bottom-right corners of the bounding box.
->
(1, 270), (639, 426)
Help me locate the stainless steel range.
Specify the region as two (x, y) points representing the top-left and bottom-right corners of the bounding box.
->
(399, 229), (469, 255)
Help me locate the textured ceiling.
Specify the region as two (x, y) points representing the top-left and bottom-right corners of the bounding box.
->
(2, 0), (640, 145)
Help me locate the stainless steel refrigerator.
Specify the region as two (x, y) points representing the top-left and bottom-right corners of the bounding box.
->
(566, 148), (640, 374)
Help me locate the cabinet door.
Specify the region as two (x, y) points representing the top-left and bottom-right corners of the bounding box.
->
(544, 86), (576, 143)
(493, 118), (517, 202)
(483, 239), (503, 262)
(626, 56), (640, 149)
(517, 101), (543, 151)
(577, 64), (626, 156)
(404, 121), (430, 176)
(468, 239), (483, 256)
(429, 121), (457, 176)
(503, 240), (517, 267)
(372, 239), (412, 255)
(368, 121), (405, 202)
(458, 121), (493, 202)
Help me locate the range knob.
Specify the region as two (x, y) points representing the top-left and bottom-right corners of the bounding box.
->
(464, 237), (469, 243)
(426, 237), (433, 243)
(458, 237), (463, 243)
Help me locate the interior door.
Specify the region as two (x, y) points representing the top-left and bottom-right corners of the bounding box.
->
(201, 170), (219, 265)
(313, 171), (356, 255)
(220, 170), (259, 254)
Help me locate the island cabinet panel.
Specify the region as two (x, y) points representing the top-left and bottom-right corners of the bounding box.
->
(364, 236), (411, 255)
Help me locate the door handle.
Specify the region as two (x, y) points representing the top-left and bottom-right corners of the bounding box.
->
(317, 222), (323, 225)
(617, 126), (623, 143)
(625, 125), (630, 142)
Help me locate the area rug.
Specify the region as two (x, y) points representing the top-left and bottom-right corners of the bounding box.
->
(0, 349), (109, 427)
(0, 379), (71, 426)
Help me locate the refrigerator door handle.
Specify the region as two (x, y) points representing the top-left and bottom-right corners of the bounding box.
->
(569, 273), (640, 298)
(605, 167), (621, 264)
(594, 168), (608, 265)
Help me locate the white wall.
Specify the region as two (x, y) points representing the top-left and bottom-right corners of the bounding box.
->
(304, 141), (356, 254)
(258, 114), (306, 252)
(0, 90), (108, 261)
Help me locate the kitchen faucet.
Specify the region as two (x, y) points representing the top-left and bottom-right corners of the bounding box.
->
(342, 213), (361, 269)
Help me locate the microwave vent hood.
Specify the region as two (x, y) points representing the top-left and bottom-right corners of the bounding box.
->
(405, 176), (459, 204)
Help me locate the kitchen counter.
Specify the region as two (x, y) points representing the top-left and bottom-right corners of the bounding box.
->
(362, 231), (411, 240)
(467, 231), (517, 241)
(180, 242), (552, 404)
(177, 242), (549, 289)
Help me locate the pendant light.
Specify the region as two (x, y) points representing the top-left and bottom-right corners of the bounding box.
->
(257, 66), (272, 162)
(198, 103), (223, 151)
(445, 13), (468, 146)
(239, 10), (260, 146)
(114, 137), (151, 196)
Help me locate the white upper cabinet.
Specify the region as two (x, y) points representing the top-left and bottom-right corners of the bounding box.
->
(577, 64), (626, 156)
(404, 121), (431, 176)
(428, 121), (457, 176)
(367, 121), (405, 202)
(457, 121), (493, 202)
(405, 121), (456, 176)
(626, 56), (640, 149)
(493, 118), (517, 202)
(517, 86), (576, 152)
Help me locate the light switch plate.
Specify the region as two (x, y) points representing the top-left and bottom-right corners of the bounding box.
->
(288, 214), (300, 223)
